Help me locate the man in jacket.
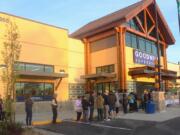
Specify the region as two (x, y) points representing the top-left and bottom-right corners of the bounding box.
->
(89, 92), (94, 121)
(96, 93), (104, 121)
(25, 95), (33, 126)
(51, 94), (58, 124)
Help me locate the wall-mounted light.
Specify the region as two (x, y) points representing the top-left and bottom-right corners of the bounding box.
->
(59, 69), (65, 74)
(0, 64), (7, 69)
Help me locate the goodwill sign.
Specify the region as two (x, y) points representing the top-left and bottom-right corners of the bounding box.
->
(133, 49), (157, 67)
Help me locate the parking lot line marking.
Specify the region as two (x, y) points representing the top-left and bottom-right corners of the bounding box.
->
(64, 120), (132, 131)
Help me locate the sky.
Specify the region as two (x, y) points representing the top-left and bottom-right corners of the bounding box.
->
(0, 0), (179, 63)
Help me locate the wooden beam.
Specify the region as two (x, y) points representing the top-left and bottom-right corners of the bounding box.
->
(144, 10), (147, 33)
(88, 29), (115, 43)
(126, 27), (166, 45)
(121, 27), (127, 92)
(148, 25), (155, 35)
(135, 16), (146, 33)
(115, 27), (121, 91)
(145, 8), (155, 24)
(55, 78), (62, 91)
(83, 38), (91, 91)
(158, 29), (165, 42)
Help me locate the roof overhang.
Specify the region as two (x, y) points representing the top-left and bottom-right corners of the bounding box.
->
(17, 71), (68, 80)
(129, 66), (177, 80)
(80, 73), (116, 80)
(70, 0), (175, 45)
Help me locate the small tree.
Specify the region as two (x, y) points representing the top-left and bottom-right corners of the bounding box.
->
(1, 20), (21, 122)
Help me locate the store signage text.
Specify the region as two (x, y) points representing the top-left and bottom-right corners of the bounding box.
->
(133, 49), (157, 67)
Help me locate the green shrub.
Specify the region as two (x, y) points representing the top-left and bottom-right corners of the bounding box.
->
(0, 121), (24, 135)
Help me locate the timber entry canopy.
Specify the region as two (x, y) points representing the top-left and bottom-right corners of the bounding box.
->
(129, 66), (177, 80)
(80, 73), (116, 80)
(70, 0), (175, 45)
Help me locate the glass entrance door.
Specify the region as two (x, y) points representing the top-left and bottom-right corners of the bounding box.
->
(95, 82), (116, 94)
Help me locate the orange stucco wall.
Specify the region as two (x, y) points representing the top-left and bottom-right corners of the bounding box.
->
(0, 12), (85, 101)
(90, 47), (117, 74)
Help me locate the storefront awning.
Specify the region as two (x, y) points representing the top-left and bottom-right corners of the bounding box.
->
(80, 73), (116, 80)
(17, 71), (68, 80)
(129, 66), (177, 80)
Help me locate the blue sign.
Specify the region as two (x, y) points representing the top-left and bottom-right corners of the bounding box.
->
(133, 49), (157, 67)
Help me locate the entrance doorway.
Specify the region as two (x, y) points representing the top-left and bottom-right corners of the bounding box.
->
(94, 82), (117, 94)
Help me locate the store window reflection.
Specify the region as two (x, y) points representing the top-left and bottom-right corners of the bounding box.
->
(16, 82), (54, 102)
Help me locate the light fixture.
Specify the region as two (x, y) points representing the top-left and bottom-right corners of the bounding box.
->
(0, 64), (7, 69)
(59, 69), (65, 74)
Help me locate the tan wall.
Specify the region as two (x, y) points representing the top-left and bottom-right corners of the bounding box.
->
(68, 38), (85, 84)
(90, 47), (117, 74)
(0, 13), (69, 101)
(167, 62), (180, 83)
(125, 47), (155, 83)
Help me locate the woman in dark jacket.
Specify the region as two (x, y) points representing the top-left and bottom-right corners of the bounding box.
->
(82, 96), (90, 122)
(122, 93), (128, 114)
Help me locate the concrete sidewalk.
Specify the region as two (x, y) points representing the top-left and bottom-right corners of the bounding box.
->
(16, 110), (76, 125)
(119, 105), (180, 122)
(16, 105), (180, 125)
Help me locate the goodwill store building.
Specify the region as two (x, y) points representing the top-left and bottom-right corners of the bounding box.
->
(0, 0), (178, 103)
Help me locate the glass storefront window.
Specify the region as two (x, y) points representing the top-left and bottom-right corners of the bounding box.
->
(96, 67), (101, 74)
(146, 41), (152, 54)
(44, 83), (54, 96)
(96, 64), (115, 74)
(15, 62), (54, 73)
(131, 34), (138, 49)
(138, 37), (146, 51)
(26, 64), (44, 72)
(16, 83), (24, 97)
(16, 82), (54, 102)
(152, 43), (158, 56)
(45, 66), (54, 73)
(14, 63), (25, 71)
(126, 32), (131, 47)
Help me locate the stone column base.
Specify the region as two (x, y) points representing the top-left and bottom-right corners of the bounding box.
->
(152, 91), (166, 112)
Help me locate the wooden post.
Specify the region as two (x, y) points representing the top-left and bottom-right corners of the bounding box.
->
(83, 38), (91, 92)
(115, 27), (127, 92)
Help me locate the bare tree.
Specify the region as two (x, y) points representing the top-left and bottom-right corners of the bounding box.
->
(1, 20), (21, 122)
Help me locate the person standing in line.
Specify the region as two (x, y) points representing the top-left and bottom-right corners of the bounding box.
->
(122, 93), (128, 114)
(82, 96), (90, 122)
(89, 92), (94, 121)
(108, 91), (116, 119)
(96, 93), (104, 121)
(74, 96), (83, 121)
(25, 95), (33, 126)
(51, 94), (58, 124)
(0, 95), (3, 121)
(128, 93), (134, 112)
(115, 90), (121, 118)
(103, 90), (110, 121)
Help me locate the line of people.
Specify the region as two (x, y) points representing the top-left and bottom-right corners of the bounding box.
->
(74, 90), (129, 122)
(74, 89), (154, 122)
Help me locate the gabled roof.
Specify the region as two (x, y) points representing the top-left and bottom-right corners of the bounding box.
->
(70, 0), (175, 45)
